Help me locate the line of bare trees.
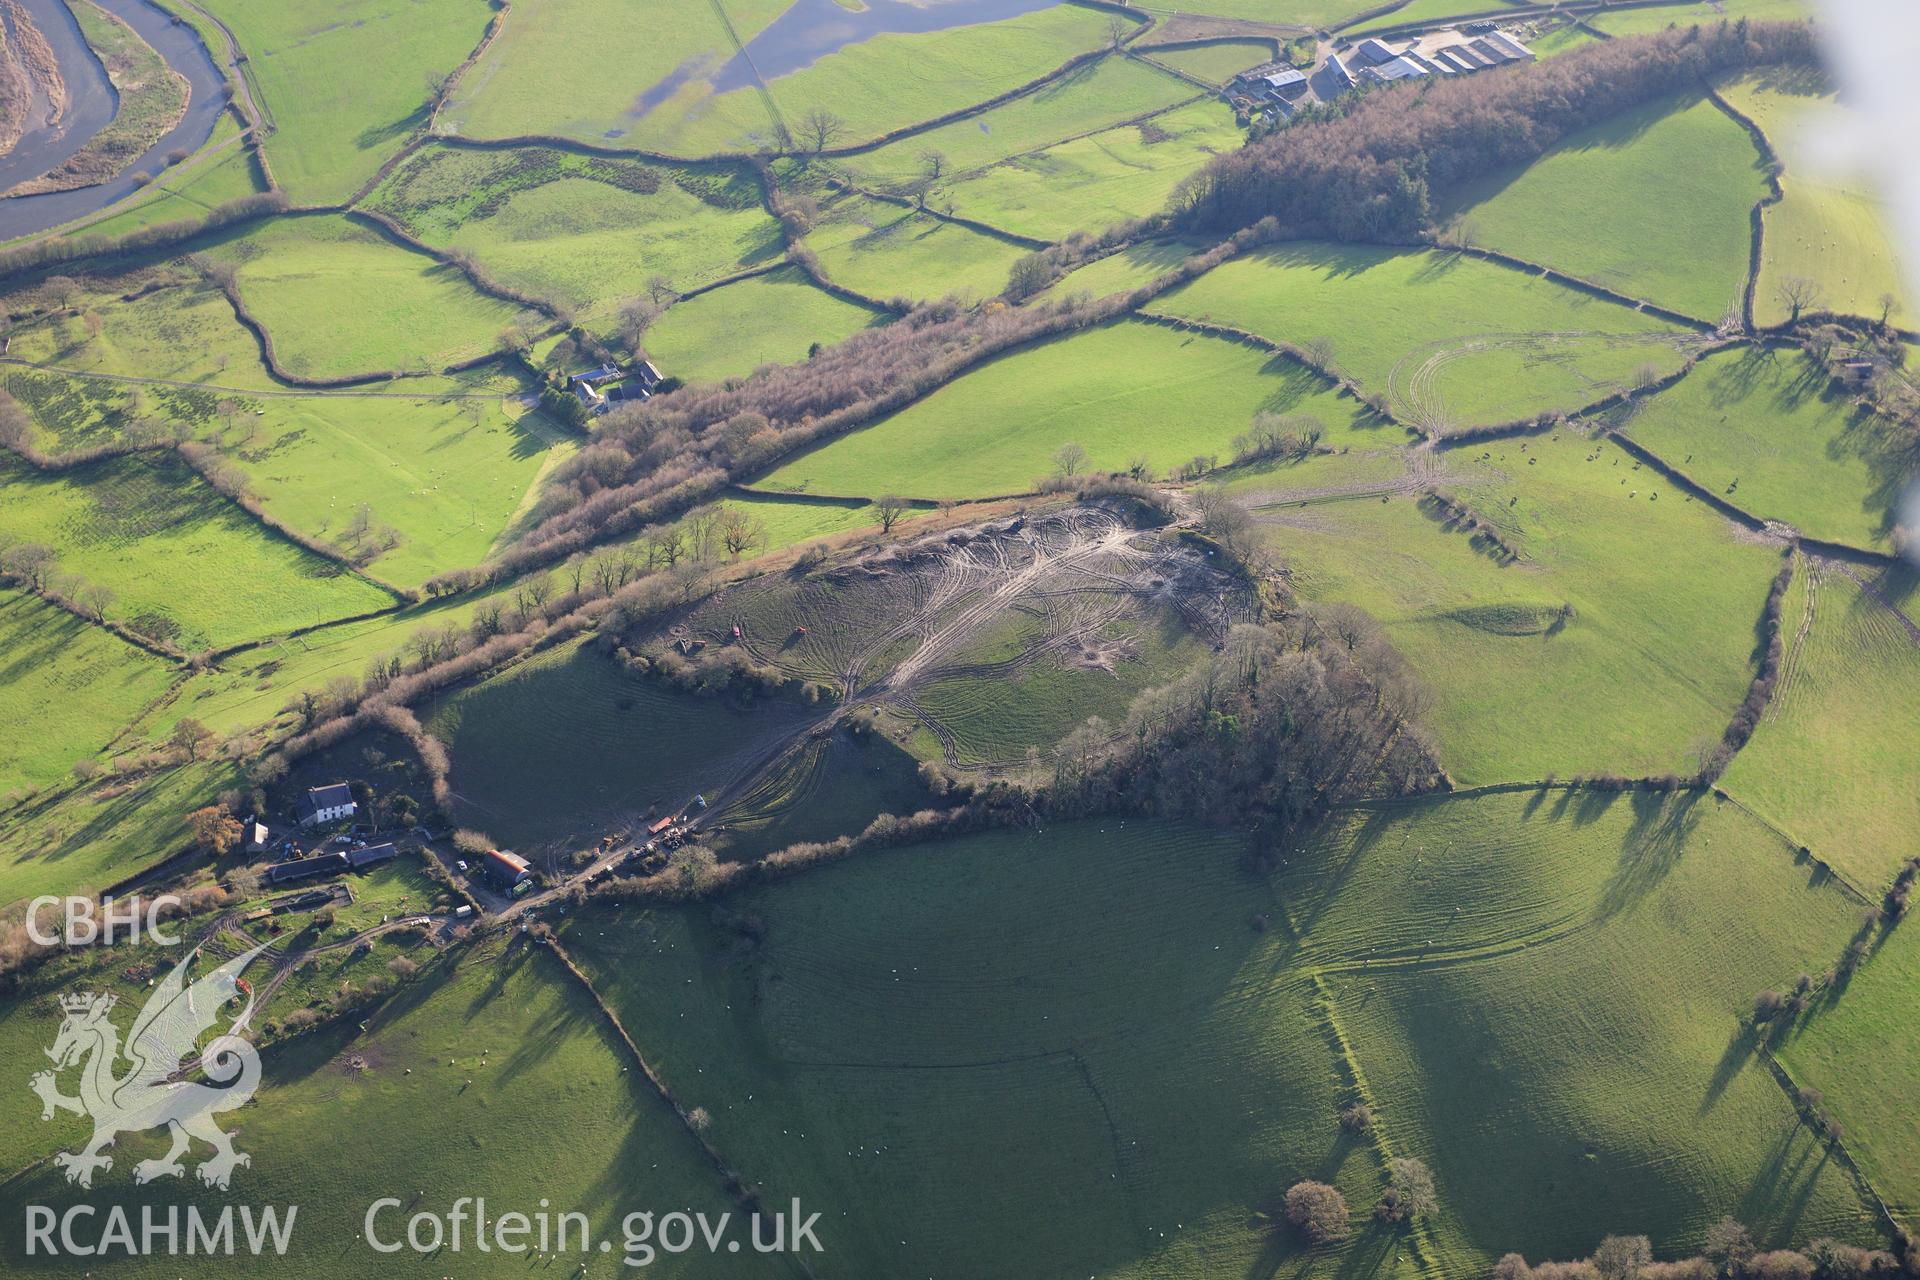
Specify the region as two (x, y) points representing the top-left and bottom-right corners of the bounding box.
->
(1493, 1217), (1907, 1280)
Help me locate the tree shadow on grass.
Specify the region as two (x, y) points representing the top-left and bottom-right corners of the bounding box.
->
(1700, 1018), (1764, 1117)
(355, 103), (429, 152)
(1592, 789), (1700, 921)
(1737, 1118), (1838, 1246)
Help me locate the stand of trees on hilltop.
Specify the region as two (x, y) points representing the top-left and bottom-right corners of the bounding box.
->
(1048, 611), (1441, 833)
(1170, 20), (1819, 243)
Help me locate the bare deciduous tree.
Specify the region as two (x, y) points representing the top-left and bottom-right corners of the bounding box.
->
(1775, 275), (1823, 325)
(800, 108), (845, 154)
(876, 495), (910, 535)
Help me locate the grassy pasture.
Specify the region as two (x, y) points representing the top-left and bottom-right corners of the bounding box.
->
(1589, 0), (1813, 38)
(1530, 21), (1600, 58)
(1242, 431), (1784, 784)
(1285, 790), (1875, 1270)
(0, 935), (773, 1279)
(1038, 237), (1200, 301)
(1154, 242), (1698, 428)
(1448, 92), (1767, 321)
(0, 759), (238, 908)
(0, 588), (176, 793)
(1348, 0), (1531, 33)
(0, 453), (393, 651)
(197, 0), (493, 203)
(834, 55), (1197, 189)
(1775, 903), (1920, 1221)
(563, 818), (1399, 1280)
(643, 266), (884, 384)
(930, 98), (1243, 241)
(370, 146), (785, 333)
(218, 389), (574, 587)
(906, 612), (1210, 766)
(199, 215), (523, 381)
(1716, 69), (1908, 327)
(140, 580), (521, 741)
(803, 192), (1027, 303)
(423, 636), (822, 856)
(1620, 346), (1907, 551)
(715, 492), (882, 555)
(758, 3), (1120, 148)
(3, 275), (278, 415)
(1132, 0), (1362, 25)
(1142, 39), (1275, 85)
(705, 726), (935, 860)
(1721, 558), (1920, 892)
(444, 0), (786, 154)
(764, 318), (1382, 499)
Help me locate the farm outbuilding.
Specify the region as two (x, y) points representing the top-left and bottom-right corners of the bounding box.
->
(482, 848), (533, 889)
(349, 842), (398, 870)
(266, 851), (351, 884)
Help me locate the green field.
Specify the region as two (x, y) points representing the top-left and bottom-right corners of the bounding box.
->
(930, 98), (1244, 241)
(765, 318), (1381, 499)
(0, 453), (394, 651)
(835, 54), (1197, 190)
(1530, 21), (1599, 58)
(1134, 0), (1361, 24)
(218, 389), (574, 587)
(1449, 92), (1767, 321)
(423, 635), (821, 856)
(1288, 791), (1875, 1270)
(643, 266), (884, 384)
(1776, 905), (1920, 1221)
(370, 146), (785, 333)
(443, 0), (786, 153)
(1622, 346), (1906, 551)
(450, 0), (1111, 155)
(1141, 38), (1275, 85)
(0, 935), (774, 1279)
(200, 215), (524, 380)
(562, 792), (1879, 1279)
(1589, 0), (1814, 38)
(563, 818), (1400, 1280)
(0, 588), (177, 793)
(758, 3), (1122, 148)
(714, 493), (884, 555)
(1244, 431), (1784, 784)
(1722, 558), (1920, 891)
(199, 0), (493, 203)
(3, 274), (278, 411)
(0, 758), (237, 908)
(1717, 69), (1909, 328)
(1348, 0), (1530, 33)
(804, 192), (1028, 304)
(906, 612), (1210, 766)
(1155, 242), (1699, 428)
(139, 578), (522, 740)
(1039, 237), (1200, 301)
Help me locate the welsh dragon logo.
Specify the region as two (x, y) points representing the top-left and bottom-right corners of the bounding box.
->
(30, 942), (269, 1190)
